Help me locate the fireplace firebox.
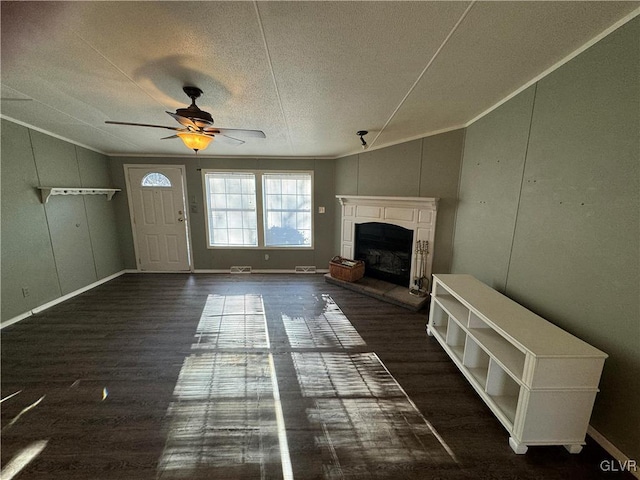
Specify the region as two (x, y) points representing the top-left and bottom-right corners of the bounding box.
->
(354, 222), (413, 287)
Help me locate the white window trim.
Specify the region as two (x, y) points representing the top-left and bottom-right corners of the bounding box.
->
(201, 169), (314, 250)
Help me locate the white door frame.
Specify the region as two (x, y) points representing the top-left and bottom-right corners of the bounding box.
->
(124, 164), (194, 272)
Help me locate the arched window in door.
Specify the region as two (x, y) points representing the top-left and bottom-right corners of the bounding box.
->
(141, 172), (172, 187)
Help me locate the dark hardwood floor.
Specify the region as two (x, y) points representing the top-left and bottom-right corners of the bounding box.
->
(1, 274), (633, 479)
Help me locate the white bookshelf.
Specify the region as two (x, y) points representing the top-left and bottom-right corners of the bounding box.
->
(427, 274), (607, 454)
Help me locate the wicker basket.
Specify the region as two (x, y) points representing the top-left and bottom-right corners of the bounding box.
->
(329, 256), (365, 282)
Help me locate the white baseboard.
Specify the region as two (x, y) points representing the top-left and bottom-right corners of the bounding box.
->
(588, 425), (639, 479)
(1, 270), (126, 329)
(193, 269), (329, 274)
(0, 311), (33, 329)
(193, 269), (232, 273)
(123, 269), (194, 273)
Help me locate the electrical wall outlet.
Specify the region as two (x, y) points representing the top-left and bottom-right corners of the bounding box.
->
(318, 206), (325, 214)
(22, 287), (30, 297)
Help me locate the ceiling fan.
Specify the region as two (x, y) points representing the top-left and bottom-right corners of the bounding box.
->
(105, 86), (265, 153)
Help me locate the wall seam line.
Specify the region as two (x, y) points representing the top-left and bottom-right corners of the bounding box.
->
(356, 154), (360, 195)
(504, 84), (538, 292)
(418, 139), (425, 196)
(76, 146), (99, 280)
(449, 128), (467, 274)
(29, 129), (64, 297)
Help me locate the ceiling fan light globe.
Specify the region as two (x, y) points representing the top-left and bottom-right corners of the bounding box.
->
(177, 132), (214, 152)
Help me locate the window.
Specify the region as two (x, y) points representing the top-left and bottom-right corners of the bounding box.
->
(263, 173), (311, 247)
(203, 171), (313, 248)
(204, 172), (257, 247)
(141, 172), (171, 187)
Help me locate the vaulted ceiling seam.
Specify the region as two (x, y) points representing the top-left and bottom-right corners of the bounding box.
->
(71, 29), (169, 111)
(253, 0), (294, 155)
(370, 1), (476, 150)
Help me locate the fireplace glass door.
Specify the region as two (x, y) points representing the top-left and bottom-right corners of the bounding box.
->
(354, 222), (413, 287)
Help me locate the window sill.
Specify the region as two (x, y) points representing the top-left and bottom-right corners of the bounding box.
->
(206, 245), (314, 250)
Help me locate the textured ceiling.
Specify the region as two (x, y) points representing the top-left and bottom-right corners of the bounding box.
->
(1, 1), (638, 158)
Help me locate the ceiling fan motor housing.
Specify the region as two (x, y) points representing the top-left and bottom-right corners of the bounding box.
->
(178, 86), (213, 125)
(176, 106), (213, 124)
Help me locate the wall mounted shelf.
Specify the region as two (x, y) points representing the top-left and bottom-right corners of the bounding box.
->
(38, 188), (121, 204)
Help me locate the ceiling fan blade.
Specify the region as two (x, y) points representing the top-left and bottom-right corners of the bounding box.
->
(217, 134), (245, 146)
(160, 134), (179, 140)
(105, 120), (180, 131)
(166, 111), (198, 129)
(205, 127), (266, 139)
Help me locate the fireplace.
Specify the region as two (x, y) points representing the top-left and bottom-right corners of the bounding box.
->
(355, 222), (413, 286)
(336, 196), (438, 289)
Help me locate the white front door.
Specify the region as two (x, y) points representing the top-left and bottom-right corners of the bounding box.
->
(126, 166), (191, 271)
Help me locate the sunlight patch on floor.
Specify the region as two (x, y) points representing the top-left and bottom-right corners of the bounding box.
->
(293, 352), (457, 471)
(157, 293), (457, 479)
(0, 440), (49, 480)
(158, 352), (282, 477)
(192, 294), (268, 349)
(158, 294), (291, 479)
(282, 295), (366, 349)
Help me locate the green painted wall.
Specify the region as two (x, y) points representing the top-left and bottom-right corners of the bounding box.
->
(1, 120), (124, 323)
(452, 18), (639, 460)
(451, 87), (535, 290)
(420, 131), (466, 274)
(109, 156), (336, 271)
(357, 140), (423, 196)
(334, 130), (465, 274)
(1, 121), (60, 319)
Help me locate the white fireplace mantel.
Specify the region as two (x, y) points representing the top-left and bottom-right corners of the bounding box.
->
(336, 195), (439, 289)
(337, 195), (438, 210)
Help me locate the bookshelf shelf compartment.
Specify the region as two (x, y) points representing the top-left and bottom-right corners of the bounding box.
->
(428, 274), (607, 455)
(433, 294), (468, 325)
(467, 327), (525, 382)
(463, 336), (490, 387)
